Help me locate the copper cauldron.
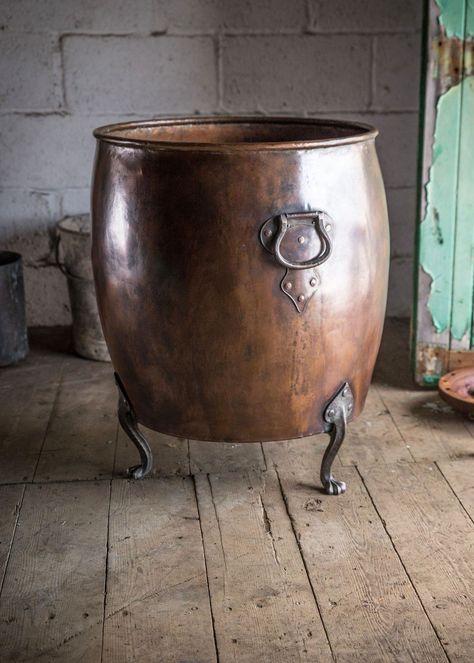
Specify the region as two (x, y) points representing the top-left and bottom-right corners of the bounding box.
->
(92, 117), (389, 494)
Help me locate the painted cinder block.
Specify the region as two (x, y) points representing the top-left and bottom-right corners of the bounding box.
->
(155, 0), (305, 33)
(222, 35), (371, 112)
(386, 187), (418, 259)
(0, 189), (60, 264)
(0, 33), (61, 110)
(23, 265), (72, 326)
(387, 256), (413, 317)
(61, 189), (91, 217)
(0, 114), (102, 189)
(308, 0), (422, 34)
(373, 34), (421, 111)
(373, 113), (419, 188)
(0, 189), (59, 237)
(0, 0), (160, 34)
(63, 35), (217, 114)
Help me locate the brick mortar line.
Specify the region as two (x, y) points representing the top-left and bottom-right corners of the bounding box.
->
(2, 29), (421, 37)
(0, 109), (421, 117)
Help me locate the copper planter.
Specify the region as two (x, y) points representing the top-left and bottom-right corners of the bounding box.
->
(92, 117), (389, 494)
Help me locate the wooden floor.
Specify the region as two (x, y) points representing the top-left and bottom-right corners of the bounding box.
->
(1, 319), (474, 662)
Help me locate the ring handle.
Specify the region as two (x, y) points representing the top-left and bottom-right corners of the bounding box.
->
(271, 212), (331, 270)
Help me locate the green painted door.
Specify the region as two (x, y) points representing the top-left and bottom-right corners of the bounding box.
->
(413, 0), (474, 385)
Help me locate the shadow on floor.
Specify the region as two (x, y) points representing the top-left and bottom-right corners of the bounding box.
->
(373, 317), (422, 391)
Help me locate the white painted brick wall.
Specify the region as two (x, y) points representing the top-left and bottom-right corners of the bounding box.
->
(222, 35), (371, 112)
(0, 33), (62, 110)
(373, 34), (421, 111)
(1, 0), (160, 33)
(155, 0), (307, 33)
(64, 36), (217, 113)
(0, 0), (422, 324)
(307, 0), (422, 33)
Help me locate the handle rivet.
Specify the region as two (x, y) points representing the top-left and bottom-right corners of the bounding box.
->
(326, 223), (332, 231)
(298, 236), (305, 244)
(298, 294), (305, 303)
(285, 282), (293, 290)
(328, 408), (335, 418)
(310, 277), (317, 287)
(264, 229), (273, 237)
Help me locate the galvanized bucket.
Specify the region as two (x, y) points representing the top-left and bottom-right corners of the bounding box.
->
(57, 215), (110, 362)
(0, 251), (28, 366)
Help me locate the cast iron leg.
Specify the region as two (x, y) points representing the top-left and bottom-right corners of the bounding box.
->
(320, 382), (353, 495)
(115, 373), (153, 479)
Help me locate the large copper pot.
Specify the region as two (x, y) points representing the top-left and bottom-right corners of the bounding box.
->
(92, 117), (389, 494)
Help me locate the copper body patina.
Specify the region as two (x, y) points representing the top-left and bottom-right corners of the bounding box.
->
(92, 117), (389, 494)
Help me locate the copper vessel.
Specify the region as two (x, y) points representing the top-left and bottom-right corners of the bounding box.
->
(92, 117), (389, 494)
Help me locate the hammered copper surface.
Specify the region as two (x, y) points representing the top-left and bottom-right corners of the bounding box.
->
(92, 117), (389, 442)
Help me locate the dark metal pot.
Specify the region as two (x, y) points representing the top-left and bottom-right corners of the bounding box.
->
(0, 251), (28, 367)
(92, 117), (389, 493)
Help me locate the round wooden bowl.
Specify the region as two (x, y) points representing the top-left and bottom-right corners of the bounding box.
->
(438, 368), (474, 418)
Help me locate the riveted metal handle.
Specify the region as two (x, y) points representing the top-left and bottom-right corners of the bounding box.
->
(260, 211), (332, 270)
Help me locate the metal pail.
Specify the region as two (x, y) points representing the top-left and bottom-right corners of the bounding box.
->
(57, 215), (110, 362)
(0, 251), (28, 366)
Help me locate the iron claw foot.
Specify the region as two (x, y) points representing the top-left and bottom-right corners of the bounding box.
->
(323, 478), (347, 496)
(320, 382), (353, 496)
(115, 373), (154, 480)
(127, 463), (150, 480)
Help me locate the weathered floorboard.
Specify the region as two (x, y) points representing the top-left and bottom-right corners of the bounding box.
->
(340, 386), (413, 468)
(265, 443), (448, 662)
(377, 384), (474, 461)
(362, 462), (474, 662)
(1, 318), (474, 662)
(190, 439), (266, 474)
(0, 485), (24, 590)
(437, 457), (474, 516)
(0, 481), (109, 662)
(34, 366), (117, 482)
(195, 470), (333, 663)
(102, 477), (217, 663)
(0, 367), (62, 484)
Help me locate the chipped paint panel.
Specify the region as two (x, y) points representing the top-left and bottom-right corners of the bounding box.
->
(419, 79), (462, 334)
(450, 0), (474, 347)
(416, 345), (474, 385)
(435, 35), (474, 91)
(416, 344), (448, 385)
(451, 75), (474, 343)
(436, 0), (474, 37)
(414, 0), (474, 384)
(420, 0), (469, 339)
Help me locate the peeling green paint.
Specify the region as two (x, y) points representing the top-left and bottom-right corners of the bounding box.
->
(451, 75), (474, 341)
(414, 1), (474, 382)
(420, 75), (474, 338)
(420, 80), (462, 334)
(436, 0), (474, 37)
(420, 1), (474, 342)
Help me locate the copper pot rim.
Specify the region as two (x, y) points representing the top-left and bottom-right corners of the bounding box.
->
(93, 115), (378, 152)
